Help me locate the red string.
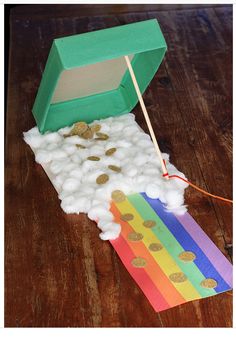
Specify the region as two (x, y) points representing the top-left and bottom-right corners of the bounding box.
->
(162, 160), (233, 204)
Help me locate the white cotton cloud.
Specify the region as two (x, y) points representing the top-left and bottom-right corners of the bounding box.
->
(23, 113), (188, 240)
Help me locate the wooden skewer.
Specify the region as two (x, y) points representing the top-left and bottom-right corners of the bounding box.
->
(124, 55), (169, 179)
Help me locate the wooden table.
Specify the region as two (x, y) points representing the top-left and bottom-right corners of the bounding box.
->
(5, 4), (232, 327)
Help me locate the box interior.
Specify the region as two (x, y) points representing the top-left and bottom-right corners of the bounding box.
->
(52, 55), (134, 104)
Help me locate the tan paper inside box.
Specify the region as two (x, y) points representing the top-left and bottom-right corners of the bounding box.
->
(51, 55), (134, 104)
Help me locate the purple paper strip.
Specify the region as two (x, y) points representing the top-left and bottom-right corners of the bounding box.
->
(175, 212), (232, 288)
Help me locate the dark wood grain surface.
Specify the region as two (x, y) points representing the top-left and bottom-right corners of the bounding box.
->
(5, 4), (232, 327)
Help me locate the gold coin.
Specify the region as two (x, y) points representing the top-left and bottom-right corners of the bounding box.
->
(149, 243), (163, 251)
(76, 144), (86, 149)
(200, 278), (218, 289)
(131, 257), (147, 268)
(70, 122), (88, 135)
(121, 213), (134, 221)
(63, 133), (72, 138)
(81, 128), (94, 139)
(96, 174), (109, 185)
(111, 190), (126, 203)
(169, 272), (187, 283)
(108, 165), (121, 173)
(105, 148), (117, 156)
(178, 251), (196, 262)
(90, 124), (101, 132)
(128, 232), (143, 241)
(143, 220), (156, 228)
(95, 132), (109, 140)
(87, 156), (100, 161)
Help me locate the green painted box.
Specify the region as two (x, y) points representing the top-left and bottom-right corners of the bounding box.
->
(32, 19), (167, 133)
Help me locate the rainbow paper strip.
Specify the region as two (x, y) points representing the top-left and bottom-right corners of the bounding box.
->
(110, 193), (232, 312)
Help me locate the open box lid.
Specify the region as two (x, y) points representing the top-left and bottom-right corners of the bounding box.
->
(32, 19), (167, 133)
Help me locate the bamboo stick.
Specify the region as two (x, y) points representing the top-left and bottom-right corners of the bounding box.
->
(124, 55), (169, 179)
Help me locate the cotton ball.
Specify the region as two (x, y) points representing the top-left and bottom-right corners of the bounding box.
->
(81, 160), (101, 173)
(98, 221), (120, 233)
(115, 148), (129, 160)
(45, 143), (58, 152)
(88, 205), (113, 221)
(133, 154), (148, 166)
(58, 190), (72, 200)
(105, 141), (118, 150)
(64, 135), (85, 145)
(87, 145), (104, 156)
(57, 125), (72, 135)
(82, 169), (101, 183)
(76, 148), (89, 160)
(54, 173), (67, 189)
(136, 139), (153, 148)
(92, 199), (110, 210)
(145, 183), (162, 199)
(99, 224), (121, 240)
(50, 158), (69, 175)
(62, 143), (77, 155)
(97, 220), (113, 231)
(60, 193), (75, 203)
(94, 187), (111, 201)
(73, 196), (91, 213)
(70, 152), (82, 164)
(116, 140), (132, 148)
(99, 123), (110, 133)
(62, 162), (78, 173)
(162, 153), (170, 162)
(123, 126), (139, 136)
(122, 165), (138, 177)
(102, 156), (120, 167)
(35, 149), (52, 164)
(143, 167), (159, 176)
(23, 127), (44, 149)
(133, 132), (150, 143)
(50, 149), (68, 160)
(69, 168), (83, 180)
(164, 190), (185, 209)
(44, 132), (62, 144)
(61, 195), (77, 214)
(135, 175), (150, 184)
(169, 205), (188, 215)
(62, 178), (80, 192)
(109, 122), (124, 133)
(171, 172), (189, 190)
(78, 184), (95, 196)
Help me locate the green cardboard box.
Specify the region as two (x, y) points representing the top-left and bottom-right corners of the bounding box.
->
(32, 19), (167, 133)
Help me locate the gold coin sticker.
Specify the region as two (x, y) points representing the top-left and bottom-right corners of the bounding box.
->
(96, 174), (109, 185)
(76, 144), (86, 149)
(121, 213), (134, 222)
(90, 124), (101, 133)
(178, 251), (196, 262)
(108, 165), (121, 173)
(149, 243), (163, 251)
(87, 156), (100, 161)
(105, 148), (117, 156)
(128, 232), (143, 242)
(70, 122), (88, 135)
(95, 132), (109, 140)
(131, 257), (147, 268)
(169, 272), (187, 283)
(81, 128), (94, 139)
(143, 220), (156, 228)
(200, 278), (218, 289)
(111, 190), (126, 203)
